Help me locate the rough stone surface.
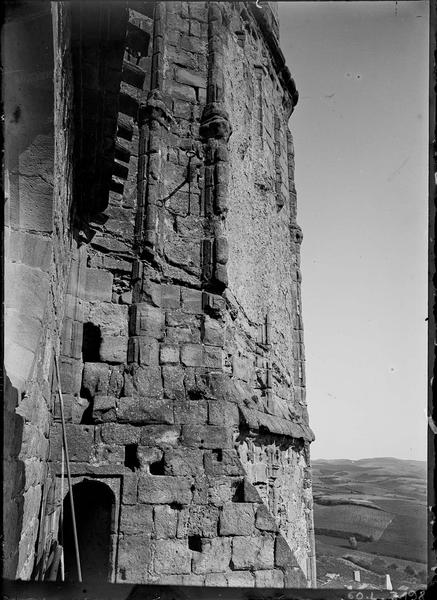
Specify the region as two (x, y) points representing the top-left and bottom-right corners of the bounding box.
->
(4, 0), (314, 588)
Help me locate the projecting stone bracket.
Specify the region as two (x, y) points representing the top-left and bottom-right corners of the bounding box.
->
(238, 404), (315, 443)
(138, 89), (174, 129)
(200, 104), (232, 141)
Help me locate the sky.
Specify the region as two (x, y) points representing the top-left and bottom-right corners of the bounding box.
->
(279, 1), (429, 461)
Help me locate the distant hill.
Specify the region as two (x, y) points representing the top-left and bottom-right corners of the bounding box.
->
(311, 457), (427, 589)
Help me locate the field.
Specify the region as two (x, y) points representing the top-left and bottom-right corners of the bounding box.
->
(312, 457), (428, 589)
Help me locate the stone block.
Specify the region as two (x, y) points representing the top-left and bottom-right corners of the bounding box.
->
(255, 569), (284, 587)
(84, 268), (113, 302)
(154, 504), (178, 539)
(138, 476), (191, 505)
(283, 565), (308, 587)
(100, 423), (141, 445)
(120, 504), (153, 534)
(207, 477), (238, 507)
(192, 537), (232, 574)
(208, 400), (238, 427)
(274, 535), (301, 569)
(137, 446), (163, 470)
(139, 425), (181, 447)
(161, 284), (181, 308)
(232, 534), (275, 570)
(92, 395), (117, 423)
(154, 539), (191, 574)
(174, 399), (208, 424)
(117, 534), (152, 582)
(219, 503), (256, 536)
(181, 424), (232, 449)
(138, 337), (159, 366)
(100, 336), (128, 364)
(205, 573), (227, 586)
(163, 447), (204, 477)
(59, 357), (82, 394)
(50, 423), (94, 462)
(181, 287), (203, 313)
(81, 363), (110, 398)
(166, 81), (196, 102)
(214, 237), (229, 265)
(166, 310), (199, 328)
(116, 397), (174, 424)
(204, 346), (222, 368)
(53, 394), (88, 424)
(166, 325), (200, 343)
(226, 571), (255, 587)
(256, 505), (278, 532)
(204, 449), (244, 477)
(202, 292), (226, 317)
(162, 365), (185, 400)
(187, 505), (220, 538)
(160, 343), (180, 364)
(142, 280), (162, 307)
(181, 343), (203, 367)
(232, 355), (252, 382)
(201, 316), (224, 346)
(88, 302), (128, 337)
(133, 366), (163, 397)
(131, 303), (164, 339)
(174, 67), (206, 89)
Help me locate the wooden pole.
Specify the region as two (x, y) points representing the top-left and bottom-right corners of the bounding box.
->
(54, 354), (82, 582)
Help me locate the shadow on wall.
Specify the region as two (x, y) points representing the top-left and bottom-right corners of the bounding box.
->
(60, 479), (115, 583)
(3, 374), (25, 578)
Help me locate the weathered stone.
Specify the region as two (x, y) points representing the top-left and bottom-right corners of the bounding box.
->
(205, 572), (227, 586)
(283, 565), (308, 587)
(204, 449), (244, 477)
(220, 503), (256, 536)
(274, 535), (301, 569)
(161, 284), (181, 308)
(162, 365), (185, 400)
(208, 400), (238, 427)
(166, 325), (200, 343)
(87, 303), (129, 363)
(138, 475), (191, 505)
(100, 423), (141, 445)
(154, 539), (191, 574)
(92, 395), (117, 422)
(256, 505), (278, 532)
(181, 424), (232, 449)
(138, 337), (159, 366)
(174, 67), (206, 89)
(192, 537), (232, 574)
(207, 477), (239, 506)
(154, 504), (178, 539)
(49, 423), (94, 462)
(84, 268), (113, 302)
(131, 303), (164, 339)
(254, 569), (284, 587)
(201, 316), (224, 346)
(120, 504), (153, 535)
(139, 425), (181, 447)
(180, 343), (203, 367)
(159, 343), (180, 364)
(232, 534), (275, 570)
(116, 397), (174, 425)
(133, 366), (163, 397)
(181, 287), (203, 313)
(174, 399), (208, 424)
(185, 505), (220, 539)
(227, 571), (255, 587)
(163, 447), (204, 477)
(117, 534), (152, 582)
(59, 357), (83, 394)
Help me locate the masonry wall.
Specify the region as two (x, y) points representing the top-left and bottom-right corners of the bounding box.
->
(3, 1), (75, 579)
(3, 1), (315, 587)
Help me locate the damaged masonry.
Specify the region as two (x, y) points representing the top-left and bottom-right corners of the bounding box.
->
(3, 0), (316, 588)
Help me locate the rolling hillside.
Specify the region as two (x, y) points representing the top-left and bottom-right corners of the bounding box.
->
(312, 457), (427, 589)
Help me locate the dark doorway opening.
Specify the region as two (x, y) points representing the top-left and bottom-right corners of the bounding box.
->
(60, 479), (114, 582)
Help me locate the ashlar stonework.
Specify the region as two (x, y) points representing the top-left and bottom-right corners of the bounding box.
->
(3, 0), (316, 587)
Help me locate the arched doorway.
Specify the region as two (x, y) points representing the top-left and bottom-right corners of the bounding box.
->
(60, 479), (115, 582)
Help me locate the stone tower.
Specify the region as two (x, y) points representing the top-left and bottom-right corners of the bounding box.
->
(3, 0), (315, 587)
